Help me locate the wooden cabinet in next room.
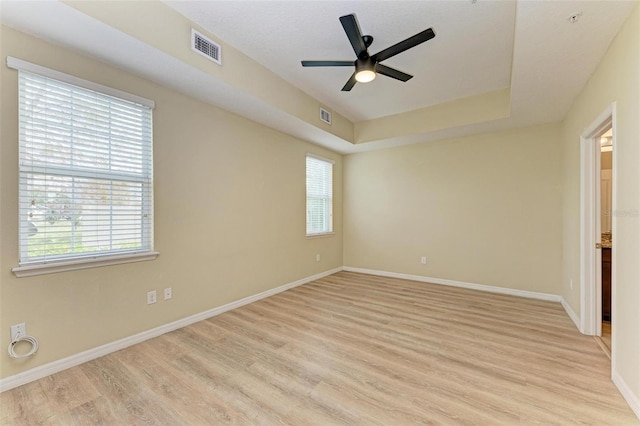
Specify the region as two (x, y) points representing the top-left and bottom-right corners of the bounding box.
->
(602, 247), (611, 322)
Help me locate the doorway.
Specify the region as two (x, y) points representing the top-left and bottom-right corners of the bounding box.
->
(599, 127), (613, 354)
(579, 103), (616, 356)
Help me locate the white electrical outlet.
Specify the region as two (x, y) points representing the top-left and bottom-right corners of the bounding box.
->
(147, 290), (157, 305)
(316, 254), (321, 262)
(164, 288), (172, 300)
(421, 256), (427, 265)
(10, 323), (26, 341)
(570, 279), (573, 290)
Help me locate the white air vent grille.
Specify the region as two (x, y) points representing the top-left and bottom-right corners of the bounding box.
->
(320, 108), (332, 125)
(191, 29), (221, 65)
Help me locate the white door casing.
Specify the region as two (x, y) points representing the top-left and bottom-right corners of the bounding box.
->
(579, 103), (615, 345)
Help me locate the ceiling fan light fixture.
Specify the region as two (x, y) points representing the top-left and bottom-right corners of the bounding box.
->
(355, 69), (376, 83)
(355, 57), (376, 83)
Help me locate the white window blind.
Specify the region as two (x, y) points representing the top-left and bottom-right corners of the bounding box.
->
(306, 155), (333, 235)
(16, 66), (154, 267)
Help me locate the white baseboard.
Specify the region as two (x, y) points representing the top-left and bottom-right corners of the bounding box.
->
(613, 370), (640, 421)
(0, 267), (342, 393)
(342, 266), (562, 302)
(561, 298), (581, 330)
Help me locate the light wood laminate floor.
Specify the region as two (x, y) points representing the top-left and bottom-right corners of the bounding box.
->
(1, 271), (637, 425)
(602, 321), (612, 350)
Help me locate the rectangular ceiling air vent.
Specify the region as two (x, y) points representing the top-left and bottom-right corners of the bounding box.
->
(191, 29), (221, 65)
(320, 107), (332, 125)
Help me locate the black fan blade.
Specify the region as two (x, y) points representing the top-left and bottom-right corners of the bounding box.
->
(340, 14), (367, 58)
(301, 60), (354, 67)
(341, 73), (357, 91)
(376, 64), (413, 82)
(372, 28), (435, 63)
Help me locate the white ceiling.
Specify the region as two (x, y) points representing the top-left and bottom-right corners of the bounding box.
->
(165, 0), (516, 122)
(1, 1), (637, 153)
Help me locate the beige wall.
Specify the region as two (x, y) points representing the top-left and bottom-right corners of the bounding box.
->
(0, 27), (343, 379)
(344, 124), (563, 295)
(560, 4), (640, 403)
(355, 88), (510, 144)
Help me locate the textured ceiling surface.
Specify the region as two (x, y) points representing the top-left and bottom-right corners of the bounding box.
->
(165, 1), (517, 122)
(1, 1), (637, 153)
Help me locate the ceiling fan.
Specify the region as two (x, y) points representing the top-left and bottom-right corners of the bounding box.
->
(301, 14), (436, 91)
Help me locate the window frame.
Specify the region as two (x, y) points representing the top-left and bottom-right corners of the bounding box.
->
(306, 154), (334, 237)
(8, 57), (158, 277)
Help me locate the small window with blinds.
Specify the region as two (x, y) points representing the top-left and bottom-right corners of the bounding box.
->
(306, 155), (333, 236)
(15, 63), (155, 269)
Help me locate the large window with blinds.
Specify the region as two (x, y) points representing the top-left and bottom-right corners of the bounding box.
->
(11, 58), (155, 272)
(306, 155), (333, 236)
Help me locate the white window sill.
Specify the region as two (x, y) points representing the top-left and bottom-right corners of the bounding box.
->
(306, 232), (335, 239)
(12, 251), (159, 278)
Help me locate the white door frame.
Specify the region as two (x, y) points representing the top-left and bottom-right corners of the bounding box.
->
(580, 103), (616, 337)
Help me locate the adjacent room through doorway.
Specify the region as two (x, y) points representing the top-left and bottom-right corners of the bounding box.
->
(599, 127), (613, 355)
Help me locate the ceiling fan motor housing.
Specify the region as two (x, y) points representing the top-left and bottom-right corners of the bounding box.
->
(356, 57), (376, 72)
